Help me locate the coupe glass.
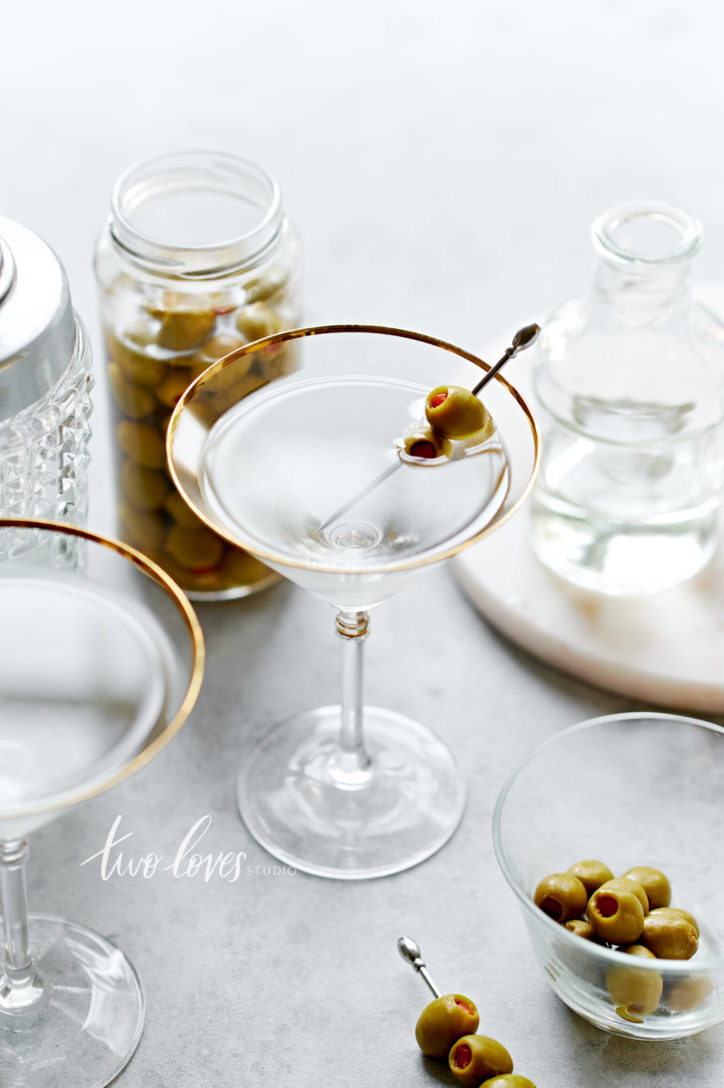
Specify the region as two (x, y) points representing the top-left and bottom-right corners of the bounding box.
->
(0, 519), (204, 1088)
(168, 324), (538, 879)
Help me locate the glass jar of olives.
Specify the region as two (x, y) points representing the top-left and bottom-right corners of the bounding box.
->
(93, 150), (302, 599)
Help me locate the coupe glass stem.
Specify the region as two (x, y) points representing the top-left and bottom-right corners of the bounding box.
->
(331, 610), (373, 785)
(0, 839), (50, 1014)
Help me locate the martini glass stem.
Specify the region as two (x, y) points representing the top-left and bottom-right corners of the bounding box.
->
(332, 610), (373, 784)
(0, 838), (49, 1014)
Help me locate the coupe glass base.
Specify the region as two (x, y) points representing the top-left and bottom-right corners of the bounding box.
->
(237, 706), (466, 879)
(0, 914), (144, 1088)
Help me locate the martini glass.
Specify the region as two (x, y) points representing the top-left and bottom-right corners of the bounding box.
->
(168, 324), (538, 879)
(0, 518), (204, 1088)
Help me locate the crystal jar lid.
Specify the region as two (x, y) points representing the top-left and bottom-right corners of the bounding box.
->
(0, 215), (76, 421)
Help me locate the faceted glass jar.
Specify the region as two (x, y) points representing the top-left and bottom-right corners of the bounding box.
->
(93, 150), (302, 599)
(530, 202), (724, 595)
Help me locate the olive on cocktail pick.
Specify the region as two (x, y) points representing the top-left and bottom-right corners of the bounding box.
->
(397, 937), (480, 1058)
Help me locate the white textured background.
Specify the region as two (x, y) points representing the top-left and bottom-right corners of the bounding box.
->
(3, 3), (724, 1086)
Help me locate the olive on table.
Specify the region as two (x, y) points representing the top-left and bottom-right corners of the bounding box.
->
(414, 994), (479, 1059)
(641, 910), (699, 960)
(587, 882), (645, 945)
(479, 1077), (538, 1088)
(567, 858), (614, 896)
(533, 872), (588, 923)
(425, 385), (492, 440)
(621, 866), (671, 910)
(448, 1034), (513, 1087)
(605, 944), (663, 1020)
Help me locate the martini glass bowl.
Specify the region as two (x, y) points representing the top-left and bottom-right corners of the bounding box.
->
(0, 518), (204, 1088)
(168, 324), (538, 879)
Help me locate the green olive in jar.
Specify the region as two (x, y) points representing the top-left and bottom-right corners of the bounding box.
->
(567, 859), (614, 897)
(165, 524), (225, 572)
(414, 994), (479, 1059)
(242, 267), (289, 304)
(606, 944), (663, 1021)
(587, 882), (645, 945)
(156, 368), (195, 410)
(164, 491), (205, 529)
(118, 502), (165, 553)
(533, 873), (588, 923)
(155, 305), (216, 352)
(121, 460), (169, 513)
(621, 866), (671, 910)
(108, 363), (156, 420)
(190, 332), (247, 381)
(641, 910), (699, 960)
(108, 323), (167, 388)
(448, 1035), (514, 1088)
(235, 302), (285, 342)
(116, 420), (166, 470)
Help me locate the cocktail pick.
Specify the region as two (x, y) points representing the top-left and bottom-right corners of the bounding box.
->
(316, 324), (540, 534)
(397, 935), (442, 998)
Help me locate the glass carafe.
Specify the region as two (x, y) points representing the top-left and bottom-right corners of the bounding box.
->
(530, 201), (724, 594)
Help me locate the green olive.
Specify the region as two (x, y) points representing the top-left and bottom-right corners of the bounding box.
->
(235, 302), (285, 342)
(448, 1035), (513, 1087)
(480, 1078), (538, 1088)
(414, 994), (479, 1059)
(400, 425), (446, 461)
(242, 267), (289, 304)
(665, 973), (713, 1012)
(621, 867), (671, 910)
(533, 873), (588, 923)
(156, 306), (216, 352)
(641, 910), (698, 960)
(648, 906), (699, 938)
(116, 421), (166, 470)
(190, 332), (247, 379)
(598, 877), (649, 915)
(108, 363), (156, 420)
(106, 324), (167, 388)
(587, 883), (645, 944)
(164, 491), (205, 529)
(121, 460), (169, 513)
(567, 859), (614, 897)
(118, 502), (165, 553)
(606, 944), (663, 1021)
(565, 918), (597, 941)
(165, 525), (225, 572)
(156, 369), (194, 409)
(425, 386), (491, 440)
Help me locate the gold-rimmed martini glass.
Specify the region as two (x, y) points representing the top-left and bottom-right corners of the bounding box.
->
(0, 519), (204, 1088)
(168, 325), (538, 880)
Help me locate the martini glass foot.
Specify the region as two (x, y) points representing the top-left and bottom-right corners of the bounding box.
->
(0, 914), (144, 1088)
(237, 707), (466, 879)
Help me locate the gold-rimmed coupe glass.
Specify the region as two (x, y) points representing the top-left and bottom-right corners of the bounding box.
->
(0, 519), (204, 1088)
(168, 325), (538, 879)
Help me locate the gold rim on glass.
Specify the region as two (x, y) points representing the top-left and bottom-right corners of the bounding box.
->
(0, 517), (205, 819)
(166, 323), (541, 575)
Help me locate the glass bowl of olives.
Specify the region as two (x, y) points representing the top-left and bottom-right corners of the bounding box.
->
(492, 712), (724, 1039)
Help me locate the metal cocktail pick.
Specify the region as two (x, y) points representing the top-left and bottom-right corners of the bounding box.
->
(316, 323), (540, 533)
(397, 936), (442, 998)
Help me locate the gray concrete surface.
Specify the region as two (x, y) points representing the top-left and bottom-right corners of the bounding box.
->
(3, 2), (724, 1084)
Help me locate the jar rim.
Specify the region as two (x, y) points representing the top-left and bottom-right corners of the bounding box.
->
(592, 201), (702, 267)
(109, 150), (284, 278)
